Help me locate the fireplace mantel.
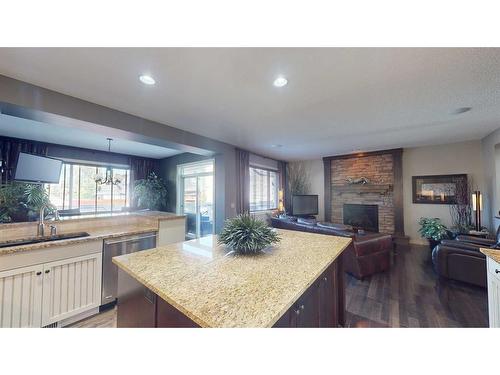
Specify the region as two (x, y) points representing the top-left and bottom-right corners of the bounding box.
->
(333, 184), (393, 195)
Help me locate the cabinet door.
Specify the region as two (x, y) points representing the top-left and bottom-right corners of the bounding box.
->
(296, 283), (320, 327)
(41, 252), (102, 327)
(0, 264), (44, 328)
(319, 267), (337, 328)
(487, 275), (500, 328)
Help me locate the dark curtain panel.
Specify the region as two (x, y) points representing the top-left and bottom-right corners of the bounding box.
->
(129, 156), (160, 182)
(129, 156), (160, 208)
(235, 148), (250, 214)
(278, 160), (289, 213)
(0, 136), (49, 184)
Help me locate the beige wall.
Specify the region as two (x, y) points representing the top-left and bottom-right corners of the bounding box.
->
(481, 127), (500, 232)
(403, 140), (484, 245)
(288, 159), (325, 221)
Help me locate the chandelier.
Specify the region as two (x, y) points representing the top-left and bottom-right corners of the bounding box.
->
(95, 138), (121, 186)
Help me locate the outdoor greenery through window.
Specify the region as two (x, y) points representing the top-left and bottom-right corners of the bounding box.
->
(47, 163), (130, 213)
(249, 166), (278, 212)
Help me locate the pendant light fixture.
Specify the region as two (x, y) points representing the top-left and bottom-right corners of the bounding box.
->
(95, 138), (121, 186)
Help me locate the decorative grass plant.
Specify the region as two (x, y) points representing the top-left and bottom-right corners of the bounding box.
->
(218, 213), (281, 254)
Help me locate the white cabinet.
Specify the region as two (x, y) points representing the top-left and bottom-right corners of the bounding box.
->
(41, 253), (102, 327)
(0, 264), (43, 328)
(486, 257), (500, 328)
(157, 218), (186, 246)
(0, 252), (101, 328)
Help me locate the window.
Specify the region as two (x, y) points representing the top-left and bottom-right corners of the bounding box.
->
(47, 163), (130, 213)
(249, 167), (278, 212)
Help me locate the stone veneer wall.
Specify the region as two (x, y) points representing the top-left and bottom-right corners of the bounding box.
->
(331, 154), (395, 234)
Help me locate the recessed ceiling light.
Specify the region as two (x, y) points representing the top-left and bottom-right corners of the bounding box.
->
(139, 75), (156, 85)
(271, 144), (283, 148)
(273, 76), (288, 87)
(452, 107), (472, 115)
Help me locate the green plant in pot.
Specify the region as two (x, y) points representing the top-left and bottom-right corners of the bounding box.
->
(218, 213), (281, 254)
(0, 182), (27, 223)
(0, 182), (56, 223)
(133, 172), (168, 211)
(23, 183), (56, 220)
(418, 217), (449, 251)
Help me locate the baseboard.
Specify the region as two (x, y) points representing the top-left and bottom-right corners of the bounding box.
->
(58, 307), (100, 327)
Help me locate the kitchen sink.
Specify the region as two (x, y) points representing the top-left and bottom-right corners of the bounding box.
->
(0, 232), (91, 248)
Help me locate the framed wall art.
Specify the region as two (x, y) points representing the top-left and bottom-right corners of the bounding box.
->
(412, 174), (467, 204)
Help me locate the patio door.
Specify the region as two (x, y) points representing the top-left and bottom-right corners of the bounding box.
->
(177, 160), (215, 239)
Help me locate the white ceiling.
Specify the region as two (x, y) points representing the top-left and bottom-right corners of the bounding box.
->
(0, 113), (182, 159)
(0, 48), (499, 160)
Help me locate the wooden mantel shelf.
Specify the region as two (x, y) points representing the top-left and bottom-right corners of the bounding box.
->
(332, 184), (393, 195)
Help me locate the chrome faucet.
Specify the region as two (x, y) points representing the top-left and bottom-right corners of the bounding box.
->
(38, 205), (60, 237)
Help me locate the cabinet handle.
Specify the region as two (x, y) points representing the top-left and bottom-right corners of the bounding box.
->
(496, 269), (500, 274)
(36, 271), (42, 276)
(45, 270), (50, 274)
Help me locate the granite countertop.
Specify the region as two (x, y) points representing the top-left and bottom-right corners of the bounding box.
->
(0, 211), (186, 256)
(0, 211), (185, 229)
(0, 224), (159, 256)
(113, 229), (352, 328)
(134, 211), (186, 221)
(481, 248), (500, 264)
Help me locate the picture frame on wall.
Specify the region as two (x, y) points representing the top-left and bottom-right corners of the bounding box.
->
(412, 174), (467, 204)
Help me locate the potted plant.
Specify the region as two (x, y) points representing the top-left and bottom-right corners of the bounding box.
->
(133, 172), (168, 211)
(0, 182), (56, 223)
(218, 213), (281, 254)
(418, 217), (449, 250)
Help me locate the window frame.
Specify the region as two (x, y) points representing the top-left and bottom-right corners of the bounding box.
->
(249, 165), (279, 212)
(46, 160), (131, 214)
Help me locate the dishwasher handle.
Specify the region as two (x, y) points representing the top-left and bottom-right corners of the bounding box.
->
(104, 233), (157, 245)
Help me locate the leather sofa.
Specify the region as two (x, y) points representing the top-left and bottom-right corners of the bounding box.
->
(431, 228), (500, 288)
(270, 217), (393, 279)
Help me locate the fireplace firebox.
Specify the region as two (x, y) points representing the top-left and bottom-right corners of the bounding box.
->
(343, 204), (379, 233)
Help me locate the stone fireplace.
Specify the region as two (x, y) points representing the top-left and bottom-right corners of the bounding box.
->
(343, 203), (379, 232)
(323, 149), (405, 237)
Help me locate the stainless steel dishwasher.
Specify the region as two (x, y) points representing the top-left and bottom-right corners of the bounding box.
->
(101, 232), (157, 306)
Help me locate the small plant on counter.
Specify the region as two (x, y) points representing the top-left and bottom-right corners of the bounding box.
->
(218, 213), (281, 254)
(133, 172), (168, 211)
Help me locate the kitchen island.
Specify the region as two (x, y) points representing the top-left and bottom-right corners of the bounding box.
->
(113, 229), (352, 328)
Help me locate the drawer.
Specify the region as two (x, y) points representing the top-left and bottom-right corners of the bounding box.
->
(0, 239), (103, 272)
(487, 257), (500, 282)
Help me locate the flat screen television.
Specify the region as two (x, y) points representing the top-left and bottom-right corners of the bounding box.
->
(292, 195), (318, 216)
(14, 152), (63, 184)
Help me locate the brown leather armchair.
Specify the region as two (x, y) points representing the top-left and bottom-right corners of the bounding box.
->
(431, 229), (500, 288)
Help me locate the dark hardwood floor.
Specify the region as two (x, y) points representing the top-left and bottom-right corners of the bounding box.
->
(70, 244), (489, 328)
(345, 244), (488, 328)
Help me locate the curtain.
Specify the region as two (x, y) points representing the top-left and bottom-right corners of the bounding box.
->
(129, 156), (160, 208)
(129, 156), (160, 182)
(0, 136), (49, 184)
(278, 160), (289, 213)
(235, 148), (250, 214)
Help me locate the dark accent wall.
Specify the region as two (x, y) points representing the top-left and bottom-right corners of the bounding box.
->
(0, 134), (160, 169)
(0, 74), (238, 227)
